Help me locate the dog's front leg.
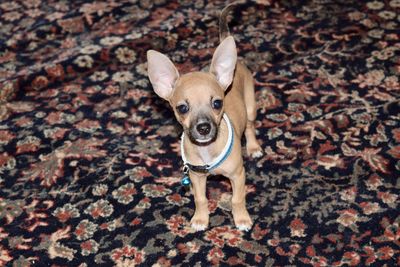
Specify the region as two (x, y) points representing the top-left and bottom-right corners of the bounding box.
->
(189, 171), (209, 231)
(230, 167), (253, 231)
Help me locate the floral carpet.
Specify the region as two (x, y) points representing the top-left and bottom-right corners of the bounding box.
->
(1, 0), (400, 266)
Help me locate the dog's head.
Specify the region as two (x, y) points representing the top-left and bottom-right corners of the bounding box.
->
(147, 37), (237, 146)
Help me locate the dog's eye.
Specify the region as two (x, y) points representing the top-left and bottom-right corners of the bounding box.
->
(176, 104), (189, 114)
(212, 99), (223, 110)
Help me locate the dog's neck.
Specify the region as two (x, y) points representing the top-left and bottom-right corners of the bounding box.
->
(183, 117), (229, 168)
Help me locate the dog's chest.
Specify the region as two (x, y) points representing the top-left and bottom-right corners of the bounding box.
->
(197, 146), (213, 165)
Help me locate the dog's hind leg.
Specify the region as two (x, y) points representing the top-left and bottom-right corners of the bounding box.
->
(243, 68), (263, 158)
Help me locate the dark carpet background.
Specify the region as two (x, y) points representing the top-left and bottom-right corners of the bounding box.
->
(0, 0), (399, 266)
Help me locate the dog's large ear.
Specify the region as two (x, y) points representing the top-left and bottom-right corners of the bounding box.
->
(210, 36), (237, 90)
(147, 50), (179, 100)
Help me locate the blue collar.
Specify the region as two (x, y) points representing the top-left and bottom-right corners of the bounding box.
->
(181, 113), (234, 173)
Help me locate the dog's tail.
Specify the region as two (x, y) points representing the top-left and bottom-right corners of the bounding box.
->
(381, 99), (400, 115)
(219, 3), (236, 41)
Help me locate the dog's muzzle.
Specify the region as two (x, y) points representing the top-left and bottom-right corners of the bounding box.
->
(189, 117), (217, 145)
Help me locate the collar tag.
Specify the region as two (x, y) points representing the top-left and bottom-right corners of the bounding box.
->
(181, 165), (191, 187)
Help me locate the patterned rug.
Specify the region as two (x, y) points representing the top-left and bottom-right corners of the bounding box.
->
(1, 0), (399, 266)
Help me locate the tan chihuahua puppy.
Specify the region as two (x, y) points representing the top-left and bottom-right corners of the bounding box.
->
(147, 5), (262, 231)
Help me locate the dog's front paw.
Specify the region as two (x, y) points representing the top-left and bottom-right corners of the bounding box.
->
(234, 216), (253, 232)
(232, 208), (253, 232)
(190, 214), (209, 231)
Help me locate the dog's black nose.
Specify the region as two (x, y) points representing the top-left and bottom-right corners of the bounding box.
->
(196, 122), (211, 135)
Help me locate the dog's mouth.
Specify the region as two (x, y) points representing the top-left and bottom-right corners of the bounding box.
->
(195, 137), (212, 143)
(189, 133), (218, 146)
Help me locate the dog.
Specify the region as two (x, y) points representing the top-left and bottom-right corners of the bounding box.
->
(147, 4), (262, 231)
